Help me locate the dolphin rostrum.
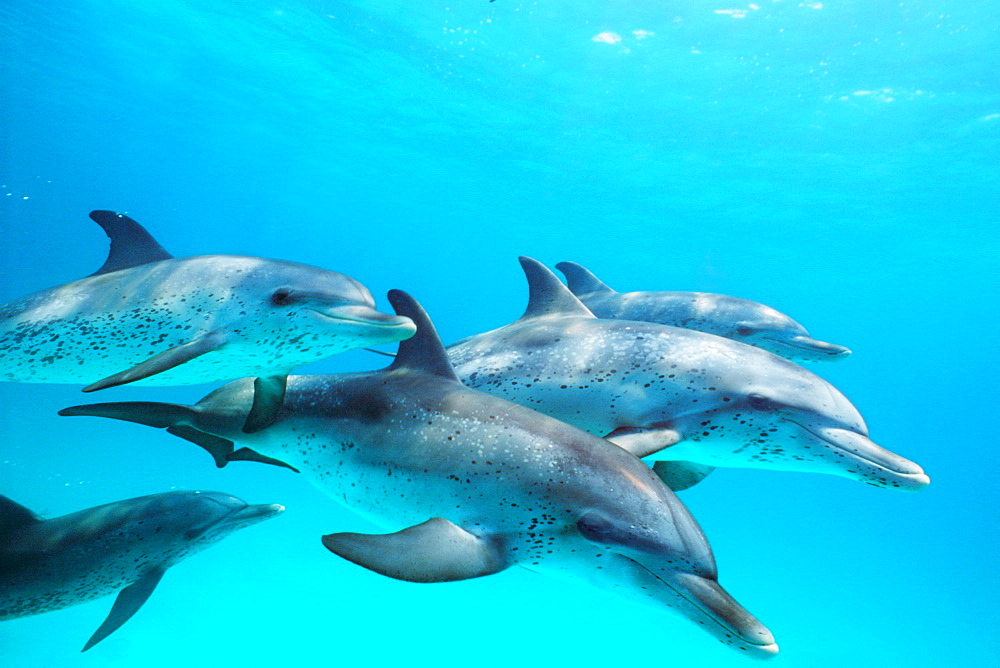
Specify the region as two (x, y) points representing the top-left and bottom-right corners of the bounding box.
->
(0, 490), (283, 651)
(60, 290), (779, 658)
(0, 210), (416, 431)
(446, 258), (928, 492)
(556, 261), (850, 363)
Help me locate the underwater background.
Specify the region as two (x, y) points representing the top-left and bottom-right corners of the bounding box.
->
(1, 1), (997, 666)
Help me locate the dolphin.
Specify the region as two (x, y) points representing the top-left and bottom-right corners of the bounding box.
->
(0, 490), (283, 651)
(446, 258), (928, 492)
(0, 210), (415, 431)
(60, 290), (779, 658)
(556, 261), (850, 363)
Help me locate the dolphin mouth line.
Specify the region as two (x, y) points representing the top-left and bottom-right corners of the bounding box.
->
(761, 337), (846, 355)
(785, 419), (914, 475)
(309, 309), (411, 327)
(621, 556), (775, 648)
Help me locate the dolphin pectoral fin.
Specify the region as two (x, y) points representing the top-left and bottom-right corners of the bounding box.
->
(83, 330), (230, 392)
(604, 427), (683, 459)
(321, 517), (508, 583)
(228, 447), (299, 472)
(165, 426), (236, 468)
(652, 460), (716, 492)
(242, 374), (287, 433)
(82, 566), (166, 652)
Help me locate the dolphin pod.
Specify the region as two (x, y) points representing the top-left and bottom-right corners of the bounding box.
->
(60, 291), (780, 657)
(0, 210), (416, 431)
(3, 210), (928, 659)
(447, 258), (928, 492)
(0, 491), (282, 651)
(556, 261), (851, 363)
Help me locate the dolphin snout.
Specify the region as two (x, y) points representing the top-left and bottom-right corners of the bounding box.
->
(808, 425), (930, 491)
(313, 303), (417, 332)
(226, 503), (285, 527)
(666, 572), (779, 659)
(768, 335), (851, 361)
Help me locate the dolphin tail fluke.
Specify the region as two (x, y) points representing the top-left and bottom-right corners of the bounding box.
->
(652, 460), (716, 492)
(83, 566), (165, 651)
(82, 330), (230, 392)
(59, 401), (198, 428)
(554, 261), (616, 297)
(242, 374), (287, 434)
(165, 426), (236, 468)
(322, 517), (509, 583)
(229, 447), (299, 472)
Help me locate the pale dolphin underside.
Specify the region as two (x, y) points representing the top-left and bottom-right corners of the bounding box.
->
(61, 291), (780, 659)
(0, 491), (282, 651)
(0, 210), (416, 431)
(556, 261), (851, 363)
(446, 258), (928, 493)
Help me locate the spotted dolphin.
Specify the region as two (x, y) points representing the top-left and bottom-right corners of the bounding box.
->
(446, 258), (928, 492)
(60, 290), (779, 658)
(0, 210), (416, 431)
(0, 490), (282, 651)
(556, 261), (850, 363)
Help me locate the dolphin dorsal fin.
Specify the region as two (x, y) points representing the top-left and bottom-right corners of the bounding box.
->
(555, 261), (616, 297)
(387, 290), (461, 382)
(88, 210), (174, 276)
(0, 495), (42, 536)
(517, 257), (595, 322)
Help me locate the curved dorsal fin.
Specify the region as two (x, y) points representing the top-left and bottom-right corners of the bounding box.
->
(88, 210), (174, 276)
(555, 261), (616, 297)
(518, 257), (595, 322)
(0, 495), (42, 537)
(387, 290), (460, 382)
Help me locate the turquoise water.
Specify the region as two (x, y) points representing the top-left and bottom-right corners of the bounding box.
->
(1, 1), (997, 666)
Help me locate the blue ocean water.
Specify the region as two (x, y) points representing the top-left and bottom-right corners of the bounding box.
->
(1, 0), (997, 666)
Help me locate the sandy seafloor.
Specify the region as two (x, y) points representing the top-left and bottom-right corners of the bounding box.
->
(1, 1), (997, 667)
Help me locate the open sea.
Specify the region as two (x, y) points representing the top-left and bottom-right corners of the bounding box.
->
(1, 1), (997, 666)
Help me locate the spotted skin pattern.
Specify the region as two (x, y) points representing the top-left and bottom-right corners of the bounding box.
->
(0, 492), (282, 642)
(63, 293), (780, 658)
(447, 259), (928, 491)
(557, 261), (851, 363)
(0, 255), (415, 386)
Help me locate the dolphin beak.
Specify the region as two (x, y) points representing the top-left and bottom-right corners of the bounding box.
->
(665, 572), (779, 659)
(226, 503), (285, 528)
(311, 302), (417, 333)
(799, 424), (930, 491)
(765, 335), (851, 361)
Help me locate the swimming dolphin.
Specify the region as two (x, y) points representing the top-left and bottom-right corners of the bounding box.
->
(59, 291), (779, 658)
(0, 490), (282, 651)
(0, 210), (415, 430)
(556, 261), (850, 363)
(446, 258), (928, 492)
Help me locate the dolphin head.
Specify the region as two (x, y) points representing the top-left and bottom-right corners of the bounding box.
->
(721, 303), (850, 363)
(569, 502), (778, 658)
(661, 358), (929, 491)
(167, 491), (284, 547)
(233, 259), (416, 351)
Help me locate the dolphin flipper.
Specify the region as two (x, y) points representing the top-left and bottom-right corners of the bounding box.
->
(652, 461), (716, 492)
(321, 517), (508, 583)
(242, 375), (288, 433)
(82, 330), (231, 392)
(82, 566), (165, 651)
(605, 427), (683, 458)
(88, 210), (174, 277)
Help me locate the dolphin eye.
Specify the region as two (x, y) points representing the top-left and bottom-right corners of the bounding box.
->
(736, 326), (755, 337)
(747, 394), (775, 410)
(271, 289), (295, 306)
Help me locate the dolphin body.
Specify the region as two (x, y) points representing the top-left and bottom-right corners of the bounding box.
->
(60, 291), (779, 659)
(556, 261), (850, 363)
(446, 258), (928, 492)
(0, 211), (415, 431)
(0, 490), (282, 651)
